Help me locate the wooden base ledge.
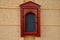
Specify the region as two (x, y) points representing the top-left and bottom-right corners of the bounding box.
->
(24, 36), (35, 40)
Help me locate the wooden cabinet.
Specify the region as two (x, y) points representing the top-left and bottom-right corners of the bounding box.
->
(20, 1), (41, 37)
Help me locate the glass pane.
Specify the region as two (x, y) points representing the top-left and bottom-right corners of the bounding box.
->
(25, 12), (36, 32)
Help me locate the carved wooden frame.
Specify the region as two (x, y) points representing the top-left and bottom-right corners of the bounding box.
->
(20, 1), (41, 37)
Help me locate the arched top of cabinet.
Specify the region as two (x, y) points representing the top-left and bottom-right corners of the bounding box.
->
(20, 1), (40, 7)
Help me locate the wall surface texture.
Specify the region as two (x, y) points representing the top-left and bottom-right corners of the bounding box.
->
(0, 0), (60, 40)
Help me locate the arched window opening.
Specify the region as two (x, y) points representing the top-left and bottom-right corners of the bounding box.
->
(25, 12), (36, 32)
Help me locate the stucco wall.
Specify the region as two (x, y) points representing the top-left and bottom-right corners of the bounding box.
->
(0, 0), (60, 40)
